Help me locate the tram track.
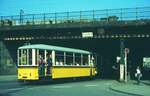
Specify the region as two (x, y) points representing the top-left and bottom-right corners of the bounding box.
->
(0, 80), (35, 93)
(0, 80), (37, 96)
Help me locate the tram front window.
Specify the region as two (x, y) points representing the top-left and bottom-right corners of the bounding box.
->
(18, 49), (33, 66)
(83, 54), (88, 65)
(90, 55), (95, 66)
(20, 49), (27, 65)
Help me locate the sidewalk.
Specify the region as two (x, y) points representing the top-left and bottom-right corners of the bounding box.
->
(0, 75), (17, 82)
(110, 80), (150, 96)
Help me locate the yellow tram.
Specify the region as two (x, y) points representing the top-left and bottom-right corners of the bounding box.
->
(17, 44), (97, 81)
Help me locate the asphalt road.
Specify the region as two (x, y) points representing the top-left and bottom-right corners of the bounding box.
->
(0, 76), (130, 96)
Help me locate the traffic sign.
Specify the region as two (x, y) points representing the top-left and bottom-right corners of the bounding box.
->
(125, 48), (129, 54)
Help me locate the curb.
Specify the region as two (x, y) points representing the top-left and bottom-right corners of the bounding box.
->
(109, 85), (144, 96)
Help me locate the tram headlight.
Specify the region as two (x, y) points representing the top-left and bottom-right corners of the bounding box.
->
(18, 74), (21, 77)
(95, 71), (97, 74)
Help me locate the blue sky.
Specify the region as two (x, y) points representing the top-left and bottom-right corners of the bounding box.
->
(0, 0), (150, 16)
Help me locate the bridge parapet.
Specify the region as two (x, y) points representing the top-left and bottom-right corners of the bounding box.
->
(0, 7), (150, 28)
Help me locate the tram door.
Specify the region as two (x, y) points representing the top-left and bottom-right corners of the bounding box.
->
(46, 51), (52, 76)
(38, 50), (45, 77)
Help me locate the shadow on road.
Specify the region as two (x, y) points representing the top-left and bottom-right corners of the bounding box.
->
(0, 93), (10, 96)
(23, 77), (96, 86)
(141, 81), (150, 86)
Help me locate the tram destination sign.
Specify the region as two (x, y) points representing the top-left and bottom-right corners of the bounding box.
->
(82, 32), (93, 38)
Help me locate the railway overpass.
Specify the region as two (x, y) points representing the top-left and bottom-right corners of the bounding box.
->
(0, 7), (150, 79)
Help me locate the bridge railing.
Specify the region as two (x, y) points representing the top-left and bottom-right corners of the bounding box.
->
(0, 7), (150, 26)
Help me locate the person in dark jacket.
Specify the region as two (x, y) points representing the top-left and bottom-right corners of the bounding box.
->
(46, 54), (52, 75)
(39, 55), (45, 76)
(135, 66), (142, 85)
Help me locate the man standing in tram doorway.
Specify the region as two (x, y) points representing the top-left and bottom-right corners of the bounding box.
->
(47, 54), (52, 75)
(39, 55), (45, 77)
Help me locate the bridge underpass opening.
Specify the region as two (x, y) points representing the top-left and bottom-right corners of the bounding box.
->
(126, 38), (150, 80)
(2, 39), (120, 79)
(1, 38), (150, 79)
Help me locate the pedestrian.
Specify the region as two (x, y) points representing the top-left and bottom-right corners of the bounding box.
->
(46, 54), (52, 75)
(38, 55), (45, 76)
(135, 66), (142, 85)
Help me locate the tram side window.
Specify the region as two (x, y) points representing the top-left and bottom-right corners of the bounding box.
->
(75, 53), (81, 66)
(66, 53), (73, 65)
(83, 54), (88, 65)
(55, 51), (64, 66)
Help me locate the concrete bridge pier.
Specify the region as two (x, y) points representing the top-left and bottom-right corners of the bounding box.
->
(0, 40), (16, 74)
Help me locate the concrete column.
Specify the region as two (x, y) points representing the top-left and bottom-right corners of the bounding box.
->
(0, 41), (7, 71)
(0, 41), (3, 66)
(120, 39), (125, 81)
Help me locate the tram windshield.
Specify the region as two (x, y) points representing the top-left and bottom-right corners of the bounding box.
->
(18, 49), (37, 66)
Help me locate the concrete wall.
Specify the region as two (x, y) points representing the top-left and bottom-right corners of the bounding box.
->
(0, 41), (17, 74)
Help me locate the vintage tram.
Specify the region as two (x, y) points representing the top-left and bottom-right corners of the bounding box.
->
(17, 44), (97, 81)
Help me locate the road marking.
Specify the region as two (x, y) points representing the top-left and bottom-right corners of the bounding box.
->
(5, 87), (24, 91)
(104, 83), (111, 86)
(27, 87), (35, 90)
(0, 87), (24, 93)
(53, 86), (72, 89)
(85, 84), (98, 87)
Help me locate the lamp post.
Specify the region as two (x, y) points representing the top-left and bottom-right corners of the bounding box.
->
(20, 9), (24, 24)
(125, 48), (129, 82)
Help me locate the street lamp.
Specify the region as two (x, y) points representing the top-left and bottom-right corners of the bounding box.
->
(20, 9), (24, 24)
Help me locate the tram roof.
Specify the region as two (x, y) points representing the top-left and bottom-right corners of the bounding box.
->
(18, 44), (91, 54)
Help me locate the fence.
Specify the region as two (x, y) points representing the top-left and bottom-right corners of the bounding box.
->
(0, 7), (150, 26)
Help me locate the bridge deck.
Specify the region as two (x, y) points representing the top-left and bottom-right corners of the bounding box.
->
(0, 7), (150, 31)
